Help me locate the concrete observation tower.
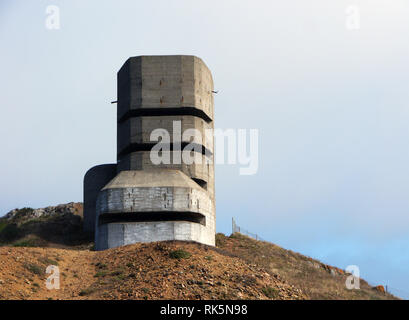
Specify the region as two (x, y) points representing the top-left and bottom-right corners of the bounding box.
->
(84, 56), (215, 250)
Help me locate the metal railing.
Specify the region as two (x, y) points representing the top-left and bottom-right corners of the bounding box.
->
(231, 217), (265, 241)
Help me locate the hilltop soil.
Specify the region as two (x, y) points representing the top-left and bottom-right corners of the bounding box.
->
(0, 241), (305, 300)
(0, 203), (397, 300)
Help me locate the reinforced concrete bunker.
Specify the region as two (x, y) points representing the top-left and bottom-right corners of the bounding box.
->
(84, 55), (215, 250)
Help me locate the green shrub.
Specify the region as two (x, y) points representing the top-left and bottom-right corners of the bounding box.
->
(24, 263), (44, 276)
(79, 287), (95, 296)
(169, 249), (191, 260)
(111, 270), (124, 276)
(262, 286), (279, 299)
(0, 223), (20, 241)
(12, 239), (37, 247)
(14, 207), (34, 219)
(115, 274), (126, 281)
(215, 233), (227, 247)
(39, 257), (59, 266)
(0, 221), (8, 233)
(95, 262), (107, 269)
(19, 207), (34, 213)
(94, 271), (108, 278)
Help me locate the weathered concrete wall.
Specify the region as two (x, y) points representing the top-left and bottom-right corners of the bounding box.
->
(117, 115), (213, 156)
(98, 186), (213, 215)
(94, 170), (216, 250)
(83, 164), (117, 233)
(96, 170), (211, 213)
(87, 55), (216, 250)
(117, 151), (214, 197)
(117, 55), (214, 120)
(96, 220), (215, 250)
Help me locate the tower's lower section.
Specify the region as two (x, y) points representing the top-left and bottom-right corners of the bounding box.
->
(92, 169), (215, 250)
(96, 220), (215, 250)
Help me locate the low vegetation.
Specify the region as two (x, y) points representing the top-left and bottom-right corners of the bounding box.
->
(262, 286), (279, 298)
(216, 233), (393, 300)
(0, 203), (91, 249)
(24, 263), (44, 276)
(169, 249), (191, 260)
(0, 203), (398, 300)
(79, 287), (96, 296)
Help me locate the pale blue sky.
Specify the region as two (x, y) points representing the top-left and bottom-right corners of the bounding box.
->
(1, 0), (409, 298)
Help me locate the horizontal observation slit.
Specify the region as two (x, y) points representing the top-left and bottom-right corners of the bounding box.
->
(117, 142), (213, 158)
(118, 107), (213, 124)
(98, 211), (206, 226)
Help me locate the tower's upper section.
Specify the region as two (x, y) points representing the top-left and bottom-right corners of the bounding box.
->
(117, 55), (214, 122)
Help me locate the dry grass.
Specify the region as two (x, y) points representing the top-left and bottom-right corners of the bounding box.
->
(216, 233), (397, 300)
(0, 232), (398, 300)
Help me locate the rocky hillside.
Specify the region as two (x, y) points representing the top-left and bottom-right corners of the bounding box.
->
(0, 203), (397, 300)
(216, 233), (392, 300)
(0, 203), (91, 248)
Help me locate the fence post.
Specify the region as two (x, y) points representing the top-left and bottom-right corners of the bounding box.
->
(232, 218), (264, 242)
